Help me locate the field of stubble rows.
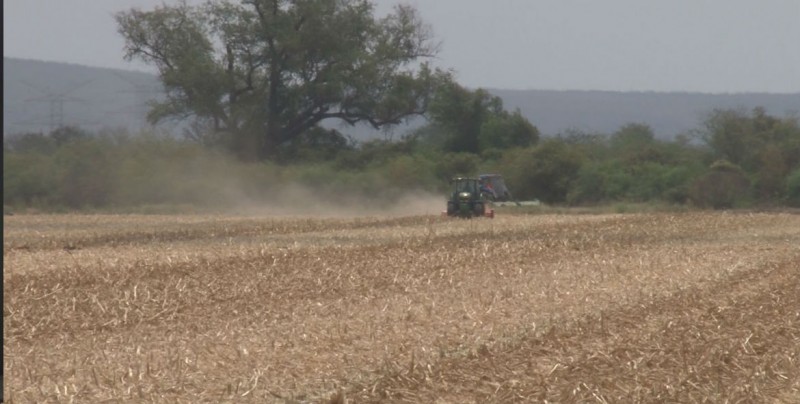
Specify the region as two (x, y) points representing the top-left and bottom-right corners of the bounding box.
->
(3, 211), (800, 403)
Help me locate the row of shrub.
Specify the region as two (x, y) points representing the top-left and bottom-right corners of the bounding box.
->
(3, 131), (428, 211)
(5, 107), (800, 211)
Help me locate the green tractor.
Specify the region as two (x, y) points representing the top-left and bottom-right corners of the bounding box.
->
(444, 177), (495, 218)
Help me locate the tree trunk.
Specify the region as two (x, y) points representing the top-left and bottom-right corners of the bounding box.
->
(261, 62), (284, 160)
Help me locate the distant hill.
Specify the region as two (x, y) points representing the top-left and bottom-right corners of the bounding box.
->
(491, 89), (800, 139)
(3, 58), (171, 136)
(4, 57), (799, 140)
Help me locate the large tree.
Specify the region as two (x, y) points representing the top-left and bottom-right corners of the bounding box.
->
(424, 81), (539, 154)
(116, 0), (444, 160)
(699, 107), (800, 199)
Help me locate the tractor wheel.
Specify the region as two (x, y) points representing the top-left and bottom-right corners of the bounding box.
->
(473, 203), (485, 217)
(447, 201), (457, 216)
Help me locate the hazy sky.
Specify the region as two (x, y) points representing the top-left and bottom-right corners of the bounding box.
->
(4, 0), (799, 93)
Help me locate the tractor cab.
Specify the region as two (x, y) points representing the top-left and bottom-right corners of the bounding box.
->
(454, 177), (479, 195)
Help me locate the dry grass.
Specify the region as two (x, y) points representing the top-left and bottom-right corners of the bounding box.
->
(4, 211), (799, 403)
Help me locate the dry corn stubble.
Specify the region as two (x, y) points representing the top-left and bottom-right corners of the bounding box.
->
(3, 212), (800, 402)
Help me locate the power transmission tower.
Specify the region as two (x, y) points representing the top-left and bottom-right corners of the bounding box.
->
(22, 79), (93, 133)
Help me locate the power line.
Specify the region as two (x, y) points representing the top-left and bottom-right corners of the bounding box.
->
(113, 71), (162, 129)
(22, 79), (93, 132)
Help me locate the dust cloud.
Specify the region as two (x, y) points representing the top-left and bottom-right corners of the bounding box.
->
(227, 185), (447, 218)
(162, 167), (448, 218)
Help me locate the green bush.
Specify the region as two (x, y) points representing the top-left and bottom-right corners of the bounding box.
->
(434, 152), (481, 181)
(334, 138), (414, 170)
(54, 138), (119, 208)
(500, 141), (584, 203)
(689, 160), (751, 209)
(659, 165), (701, 204)
(786, 168), (800, 207)
(3, 152), (57, 207)
(567, 146), (705, 205)
(382, 155), (437, 190)
(4, 132), (57, 154)
(567, 162), (607, 204)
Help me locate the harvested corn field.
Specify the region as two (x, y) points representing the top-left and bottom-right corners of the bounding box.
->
(3, 212), (800, 402)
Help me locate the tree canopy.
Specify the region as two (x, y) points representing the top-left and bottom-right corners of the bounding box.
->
(699, 107), (800, 199)
(424, 80), (540, 154)
(116, 0), (446, 160)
